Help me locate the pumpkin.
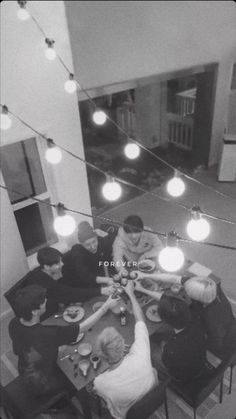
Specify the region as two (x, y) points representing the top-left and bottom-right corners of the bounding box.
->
(184, 276), (217, 304)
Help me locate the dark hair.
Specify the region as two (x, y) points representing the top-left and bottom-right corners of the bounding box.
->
(14, 285), (47, 321)
(37, 247), (62, 268)
(123, 215), (144, 234)
(158, 296), (191, 329)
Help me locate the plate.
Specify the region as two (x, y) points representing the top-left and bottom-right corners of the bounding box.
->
(145, 304), (162, 322)
(78, 343), (92, 356)
(69, 333), (85, 345)
(63, 305), (85, 323)
(140, 278), (158, 291)
(138, 259), (156, 273)
(92, 301), (104, 313)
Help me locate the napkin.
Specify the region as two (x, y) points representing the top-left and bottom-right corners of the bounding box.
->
(187, 262), (212, 277)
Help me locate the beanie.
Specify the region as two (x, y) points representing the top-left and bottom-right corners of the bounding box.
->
(78, 221), (97, 243)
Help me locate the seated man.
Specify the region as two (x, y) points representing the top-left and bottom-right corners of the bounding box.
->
(93, 281), (157, 419)
(62, 221), (114, 288)
(112, 215), (162, 277)
(9, 284), (118, 399)
(28, 246), (113, 318)
(152, 296), (207, 382)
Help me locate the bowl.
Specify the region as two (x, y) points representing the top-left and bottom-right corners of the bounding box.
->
(77, 343), (92, 357)
(138, 259), (155, 273)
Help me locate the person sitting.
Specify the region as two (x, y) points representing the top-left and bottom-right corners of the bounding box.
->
(8, 285), (118, 399)
(151, 295), (207, 382)
(62, 221), (114, 289)
(93, 281), (157, 419)
(184, 276), (236, 357)
(28, 246), (114, 318)
(112, 215), (162, 277)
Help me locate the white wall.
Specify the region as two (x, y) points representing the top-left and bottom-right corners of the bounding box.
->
(65, 0), (236, 165)
(0, 1), (91, 315)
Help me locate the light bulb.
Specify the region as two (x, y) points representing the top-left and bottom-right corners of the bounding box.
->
(124, 143), (140, 159)
(1, 106), (12, 130)
(45, 38), (56, 60)
(102, 179), (122, 201)
(53, 214), (76, 237)
(187, 218), (210, 241)
(17, 8), (30, 20)
(64, 74), (77, 94)
(92, 110), (107, 125)
(158, 247), (185, 272)
(45, 147), (62, 164)
(167, 175), (185, 197)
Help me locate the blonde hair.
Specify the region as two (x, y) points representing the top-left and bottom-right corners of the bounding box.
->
(184, 276), (217, 304)
(97, 327), (125, 364)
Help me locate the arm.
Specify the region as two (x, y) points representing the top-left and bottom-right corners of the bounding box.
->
(124, 281), (144, 322)
(139, 230), (163, 260)
(78, 296), (119, 334)
(132, 271), (181, 284)
(134, 281), (163, 301)
(112, 236), (127, 275)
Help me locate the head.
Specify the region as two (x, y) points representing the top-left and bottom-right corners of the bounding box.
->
(37, 247), (63, 277)
(97, 327), (125, 365)
(123, 215), (144, 244)
(14, 285), (47, 322)
(78, 221), (98, 253)
(184, 276), (217, 305)
(158, 296), (191, 330)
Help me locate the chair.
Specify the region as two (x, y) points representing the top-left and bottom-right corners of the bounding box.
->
(160, 353), (236, 419)
(126, 377), (170, 419)
(0, 375), (70, 419)
(207, 345), (236, 394)
(4, 272), (32, 315)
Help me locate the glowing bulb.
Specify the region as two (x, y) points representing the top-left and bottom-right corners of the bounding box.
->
(186, 207), (210, 241)
(158, 246), (185, 272)
(45, 147), (62, 164)
(53, 214), (76, 237)
(1, 106), (12, 130)
(45, 38), (56, 60)
(17, 8), (30, 20)
(102, 179), (122, 201)
(64, 74), (77, 94)
(167, 175), (185, 197)
(92, 110), (107, 125)
(124, 143), (140, 159)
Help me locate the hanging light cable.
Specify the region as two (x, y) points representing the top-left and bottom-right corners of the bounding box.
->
(186, 206), (211, 241)
(45, 38), (56, 60)
(45, 138), (62, 164)
(0, 105), (12, 130)
(17, 0), (30, 21)
(53, 203), (76, 237)
(158, 231), (185, 272)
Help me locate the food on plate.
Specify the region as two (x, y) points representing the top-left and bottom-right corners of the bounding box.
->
(140, 278), (156, 290)
(138, 259), (155, 272)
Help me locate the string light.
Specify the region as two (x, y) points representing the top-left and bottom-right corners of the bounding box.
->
(45, 139), (62, 164)
(166, 171), (186, 197)
(158, 231), (185, 272)
(0, 105), (12, 130)
(17, 1), (30, 21)
(92, 110), (107, 125)
(124, 142), (140, 159)
(45, 38), (56, 60)
(102, 176), (122, 201)
(64, 73), (77, 94)
(53, 203), (76, 236)
(186, 206), (210, 241)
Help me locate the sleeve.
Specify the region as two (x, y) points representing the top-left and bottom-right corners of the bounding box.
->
(55, 324), (80, 346)
(48, 281), (101, 305)
(112, 235), (126, 272)
(71, 250), (101, 289)
(129, 321), (150, 358)
(145, 230), (163, 255)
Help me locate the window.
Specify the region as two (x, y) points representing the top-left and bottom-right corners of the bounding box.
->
(1, 136), (58, 255)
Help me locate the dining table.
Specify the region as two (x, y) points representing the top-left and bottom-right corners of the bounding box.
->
(42, 260), (221, 417)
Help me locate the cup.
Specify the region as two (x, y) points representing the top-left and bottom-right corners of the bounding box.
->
(90, 354), (101, 370)
(78, 359), (90, 377)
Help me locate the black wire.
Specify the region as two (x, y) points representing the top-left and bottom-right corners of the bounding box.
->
(1, 184), (236, 251)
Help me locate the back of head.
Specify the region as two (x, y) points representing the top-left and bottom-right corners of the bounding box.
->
(14, 285), (46, 321)
(37, 247), (62, 268)
(123, 215), (144, 234)
(158, 296), (191, 329)
(97, 327), (125, 364)
(184, 276), (217, 304)
(78, 221), (96, 243)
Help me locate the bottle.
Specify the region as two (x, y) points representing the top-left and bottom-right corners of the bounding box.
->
(120, 307), (127, 326)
